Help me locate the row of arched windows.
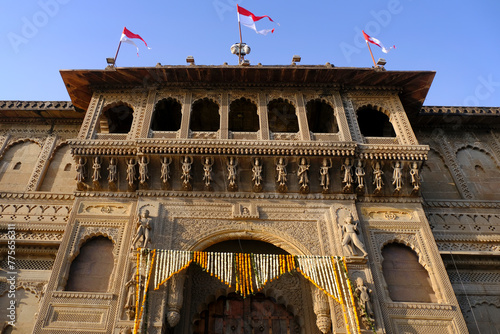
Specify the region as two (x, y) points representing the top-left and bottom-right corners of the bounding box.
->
(99, 97), (342, 135)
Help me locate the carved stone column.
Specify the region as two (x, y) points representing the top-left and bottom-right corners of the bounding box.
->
(26, 135), (57, 191)
(295, 93), (311, 141)
(332, 91), (353, 142)
(312, 287), (332, 334)
(179, 92), (192, 139)
(340, 93), (363, 142)
(258, 92), (270, 140)
(135, 89), (157, 139)
(220, 92), (229, 139)
(166, 273), (186, 327)
(0, 133), (10, 158)
(78, 94), (104, 139)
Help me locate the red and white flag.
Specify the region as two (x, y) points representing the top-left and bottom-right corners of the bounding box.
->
(237, 5), (278, 36)
(362, 30), (395, 53)
(120, 27), (150, 56)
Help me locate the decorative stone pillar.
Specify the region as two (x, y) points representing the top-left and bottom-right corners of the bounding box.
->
(0, 133), (10, 158)
(26, 135), (57, 192)
(332, 91), (353, 141)
(220, 92), (229, 139)
(295, 93), (311, 141)
(258, 92), (270, 140)
(166, 273), (186, 327)
(78, 94), (104, 139)
(312, 287), (332, 334)
(135, 89), (157, 139)
(179, 92), (192, 139)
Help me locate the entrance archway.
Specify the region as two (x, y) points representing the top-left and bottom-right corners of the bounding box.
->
(193, 292), (300, 334)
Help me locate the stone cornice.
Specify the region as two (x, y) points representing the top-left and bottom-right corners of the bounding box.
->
(433, 233), (500, 243)
(0, 192), (75, 200)
(423, 200), (500, 209)
(357, 144), (429, 160)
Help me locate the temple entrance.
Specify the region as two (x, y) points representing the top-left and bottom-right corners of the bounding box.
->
(193, 292), (300, 334)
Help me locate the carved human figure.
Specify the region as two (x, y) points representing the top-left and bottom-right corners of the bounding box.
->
(319, 158), (332, 191)
(124, 273), (137, 320)
(126, 158), (137, 186)
(75, 157), (86, 183)
(354, 277), (375, 327)
(138, 156), (149, 184)
(252, 158), (263, 187)
(203, 157), (214, 187)
(392, 161), (403, 192)
(355, 160), (365, 188)
(341, 215), (368, 257)
(342, 158), (353, 187)
(227, 157), (237, 188)
(297, 157), (310, 189)
(92, 156), (101, 182)
(181, 156), (192, 185)
(373, 162), (384, 191)
(410, 162), (420, 190)
(108, 157), (117, 183)
(276, 157), (287, 186)
(161, 157), (172, 184)
(131, 210), (152, 250)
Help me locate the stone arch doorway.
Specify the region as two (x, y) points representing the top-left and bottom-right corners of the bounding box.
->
(193, 292), (300, 334)
(174, 239), (317, 334)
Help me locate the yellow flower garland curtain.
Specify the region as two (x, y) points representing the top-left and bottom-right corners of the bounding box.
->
(134, 249), (361, 334)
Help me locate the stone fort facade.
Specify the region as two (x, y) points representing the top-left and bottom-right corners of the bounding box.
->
(0, 65), (499, 333)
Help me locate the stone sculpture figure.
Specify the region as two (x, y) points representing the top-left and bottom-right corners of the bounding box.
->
(341, 158), (353, 191)
(355, 160), (365, 189)
(297, 157), (310, 193)
(138, 156), (149, 185)
(124, 272), (137, 320)
(126, 158), (137, 187)
(319, 158), (332, 192)
(203, 157), (214, 188)
(252, 157), (263, 192)
(341, 215), (368, 257)
(75, 157), (86, 183)
(373, 162), (384, 193)
(227, 157), (238, 191)
(354, 277), (375, 329)
(181, 156), (193, 190)
(160, 157), (172, 184)
(276, 157), (287, 192)
(92, 156), (101, 182)
(392, 161), (403, 192)
(410, 162), (420, 190)
(131, 210), (152, 250)
(108, 157), (117, 183)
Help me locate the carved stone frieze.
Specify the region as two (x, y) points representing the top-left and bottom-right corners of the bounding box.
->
(361, 207), (417, 221)
(78, 202), (132, 216)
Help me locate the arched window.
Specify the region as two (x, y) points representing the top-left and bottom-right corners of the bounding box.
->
(65, 236), (114, 292)
(151, 98), (182, 131)
(190, 98), (220, 132)
(268, 98), (299, 133)
(306, 100), (338, 133)
(382, 243), (437, 303)
(357, 107), (395, 137)
(229, 98), (259, 132)
(99, 103), (134, 134)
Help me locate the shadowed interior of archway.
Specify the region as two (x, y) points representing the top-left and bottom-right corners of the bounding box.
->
(202, 239), (289, 255)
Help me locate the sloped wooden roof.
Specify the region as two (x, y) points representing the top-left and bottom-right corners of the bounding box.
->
(60, 65), (436, 116)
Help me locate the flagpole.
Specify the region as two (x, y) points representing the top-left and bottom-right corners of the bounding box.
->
(238, 11), (243, 64)
(113, 41), (122, 67)
(365, 40), (378, 68)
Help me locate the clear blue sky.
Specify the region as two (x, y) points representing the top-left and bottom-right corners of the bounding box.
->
(1, 0), (499, 107)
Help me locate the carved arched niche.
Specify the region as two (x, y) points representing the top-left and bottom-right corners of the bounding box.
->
(39, 143), (75, 193)
(0, 140), (41, 192)
(306, 99), (338, 133)
(381, 243), (437, 303)
(97, 102), (134, 134)
(151, 97), (182, 131)
(421, 149), (461, 200)
(65, 236), (114, 292)
(268, 98), (299, 133)
(356, 105), (395, 138)
(229, 97), (259, 132)
(456, 146), (500, 200)
(190, 98), (220, 132)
